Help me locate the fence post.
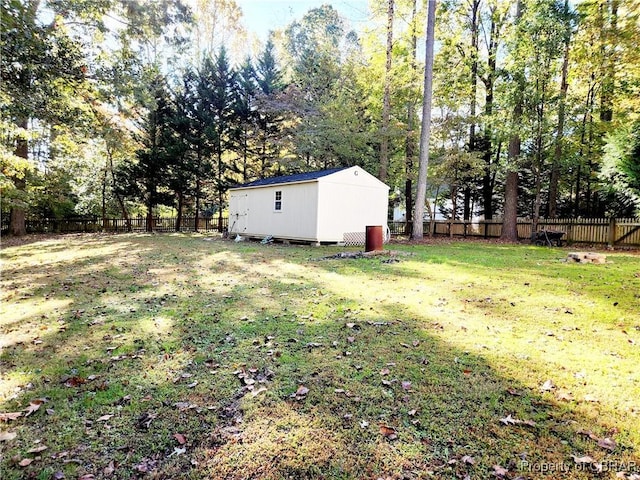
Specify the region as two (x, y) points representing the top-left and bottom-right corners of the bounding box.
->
(608, 217), (616, 247)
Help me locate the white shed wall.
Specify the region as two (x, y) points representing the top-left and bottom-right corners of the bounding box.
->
(316, 167), (389, 242)
(229, 183), (320, 240)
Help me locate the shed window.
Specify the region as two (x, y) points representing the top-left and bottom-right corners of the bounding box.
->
(274, 191), (282, 211)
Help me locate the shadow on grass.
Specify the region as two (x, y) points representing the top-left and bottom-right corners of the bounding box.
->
(0, 235), (638, 480)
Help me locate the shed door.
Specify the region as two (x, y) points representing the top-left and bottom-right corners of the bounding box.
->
(233, 193), (248, 233)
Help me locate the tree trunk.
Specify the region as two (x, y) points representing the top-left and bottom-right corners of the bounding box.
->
(533, 155), (543, 233)
(404, 178), (413, 235)
(243, 125), (248, 182)
(412, 0), (437, 240)
(599, 0), (618, 122)
(502, 170), (519, 241)
(463, 189), (471, 221)
(532, 74), (548, 233)
(574, 163), (582, 216)
(102, 160), (108, 231)
(481, 6), (499, 220)
(549, 0), (571, 218)
(500, 0), (523, 242)
(218, 191), (224, 232)
(450, 187), (457, 238)
(464, 0), (480, 221)
(176, 192), (183, 232)
(379, 0), (395, 183)
(146, 199), (154, 233)
(195, 178), (201, 232)
(404, 0), (418, 236)
(9, 117), (28, 236)
(575, 81), (595, 216)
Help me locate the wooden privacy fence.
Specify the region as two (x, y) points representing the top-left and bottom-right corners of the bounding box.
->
(389, 218), (640, 247)
(1, 216), (229, 235)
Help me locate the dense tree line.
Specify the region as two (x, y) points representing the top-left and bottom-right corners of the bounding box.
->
(1, 0), (639, 237)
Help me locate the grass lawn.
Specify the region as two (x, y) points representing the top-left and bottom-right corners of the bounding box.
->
(1, 233), (639, 479)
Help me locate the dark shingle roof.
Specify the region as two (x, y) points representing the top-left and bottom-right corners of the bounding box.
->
(232, 167), (348, 188)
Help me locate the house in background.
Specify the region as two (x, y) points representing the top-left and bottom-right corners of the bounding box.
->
(228, 166), (389, 244)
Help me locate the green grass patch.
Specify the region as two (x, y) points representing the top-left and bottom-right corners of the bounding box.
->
(1, 234), (639, 479)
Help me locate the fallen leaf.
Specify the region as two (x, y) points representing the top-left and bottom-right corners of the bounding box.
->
(134, 458), (156, 473)
(168, 446), (186, 457)
(173, 433), (186, 445)
(27, 445), (48, 453)
(461, 455), (475, 465)
(360, 420), (369, 428)
(0, 412), (22, 421)
(52, 471), (65, 479)
(577, 429), (599, 440)
(597, 437), (616, 451)
(500, 414), (517, 425)
(24, 399), (45, 417)
(97, 414), (114, 422)
(572, 455), (596, 465)
(407, 409), (417, 416)
(401, 381), (412, 391)
(115, 395), (131, 405)
(500, 414), (536, 427)
(380, 368), (390, 376)
(19, 458), (33, 467)
(379, 425), (397, 440)
(556, 390), (573, 401)
(251, 386), (267, 397)
(103, 460), (115, 476)
(0, 431), (17, 441)
(64, 376), (86, 387)
(291, 385), (309, 400)
(540, 379), (554, 391)
(492, 464), (508, 477)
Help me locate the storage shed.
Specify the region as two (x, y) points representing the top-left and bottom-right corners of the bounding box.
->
(228, 166), (389, 244)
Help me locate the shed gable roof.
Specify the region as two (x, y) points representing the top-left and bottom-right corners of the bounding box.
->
(232, 167), (348, 189)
